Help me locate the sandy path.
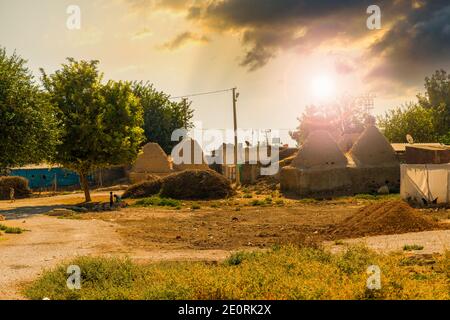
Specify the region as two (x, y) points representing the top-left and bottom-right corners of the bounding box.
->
(325, 230), (450, 254)
(0, 216), (125, 299)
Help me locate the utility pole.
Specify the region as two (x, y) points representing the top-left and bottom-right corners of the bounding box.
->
(182, 98), (188, 129)
(232, 87), (240, 185)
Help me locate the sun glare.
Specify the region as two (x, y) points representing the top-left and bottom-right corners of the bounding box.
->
(311, 75), (336, 100)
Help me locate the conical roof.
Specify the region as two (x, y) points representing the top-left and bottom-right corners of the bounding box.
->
(349, 126), (398, 166)
(132, 142), (171, 173)
(291, 130), (348, 169)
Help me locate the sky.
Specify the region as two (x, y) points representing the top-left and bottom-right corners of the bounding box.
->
(1, 0), (449, 146)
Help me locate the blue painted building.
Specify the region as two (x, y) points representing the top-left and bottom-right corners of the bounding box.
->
(10, 165), (93, 190)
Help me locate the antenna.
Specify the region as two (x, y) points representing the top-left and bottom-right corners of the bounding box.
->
(355, 93), (376, 115)
(406, 134), (414, 144)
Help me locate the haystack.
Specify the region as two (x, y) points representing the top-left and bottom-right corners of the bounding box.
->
(160, 169), (233, 199)
(349, 126), (398, 167)
(291, 130), (348, 169)
(132, 143), (171, 173)
(172, 138), (209, 171)
(122, 175), (162, 199)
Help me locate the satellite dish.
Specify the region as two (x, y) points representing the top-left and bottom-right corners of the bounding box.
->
(406, 134), (414, 144)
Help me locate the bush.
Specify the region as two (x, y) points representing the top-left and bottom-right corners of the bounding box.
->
(160, 170), (233, 200)
(0, 176), (31, 200)
(122, 175), (162, 199)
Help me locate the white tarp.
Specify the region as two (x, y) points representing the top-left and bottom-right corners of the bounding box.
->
(401, 164), (450, 205)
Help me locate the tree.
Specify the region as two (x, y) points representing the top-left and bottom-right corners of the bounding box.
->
(378, 104), (436, 143)
(417, 69), (450, 141)
(132, 82), (194, 154)
(41, 59), (144, 202)
(380, 69), (450, 144)
(0, 48), (59, 172)
(289, 96), (366, 145)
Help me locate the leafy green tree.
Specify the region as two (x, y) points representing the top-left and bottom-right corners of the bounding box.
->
(0, 48), (59, 172)
(132, 82), (193, 154)
(417, 69), (450, 141)
(378, 104), (436, 143)
(41, 59), (144, 202)
(380, 70), (450, 144)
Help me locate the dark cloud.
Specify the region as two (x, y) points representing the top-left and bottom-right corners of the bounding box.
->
(185, 0), (397, 70)
(131, 0), (450, 91)
(367, 1), (450, 86)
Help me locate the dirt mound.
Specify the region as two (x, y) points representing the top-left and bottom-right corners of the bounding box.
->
(291, 130), (348, 169)
(160, 169), (233, 200)
(0, 176), (31, 200)
(331, 201), (442, 239)
(122, 175), (162, 199)
(349, 126), (398, 166)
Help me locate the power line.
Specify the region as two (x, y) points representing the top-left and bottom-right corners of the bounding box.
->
(169, 88), (234, 100)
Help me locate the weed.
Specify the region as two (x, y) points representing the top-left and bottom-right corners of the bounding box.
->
(0, 224), (25, 234)
(403, 244), (424, 251)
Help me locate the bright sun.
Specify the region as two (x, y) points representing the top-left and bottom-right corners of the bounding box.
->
(311, 75), (336, 100)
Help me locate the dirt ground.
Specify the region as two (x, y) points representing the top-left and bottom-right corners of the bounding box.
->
(0, 190), (449, 299)
(89, 204), (355, 251)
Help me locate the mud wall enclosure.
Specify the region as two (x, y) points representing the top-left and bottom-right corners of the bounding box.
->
(281, 127), (400, 197)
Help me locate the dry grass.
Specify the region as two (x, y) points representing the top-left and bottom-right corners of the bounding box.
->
(24, 245), (449, 300)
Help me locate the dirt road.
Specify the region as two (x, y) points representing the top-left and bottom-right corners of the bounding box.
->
(0, 215), (125, 299)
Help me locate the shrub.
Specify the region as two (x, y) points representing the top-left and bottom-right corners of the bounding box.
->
(160, 170), (233, 200)
(122, 175), (162, 199)
(0, 176), (31, 200)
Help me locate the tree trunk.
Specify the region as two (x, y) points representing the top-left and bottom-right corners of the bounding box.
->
(79, 172), (91, 203)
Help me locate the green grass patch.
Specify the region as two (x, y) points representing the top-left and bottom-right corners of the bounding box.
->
(134, 196), (181, 208)
(403, 244), (425, 251)
(0, 224), (25, 234)
(24, 245), (449, 300)
(250, 199), (265, 206)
